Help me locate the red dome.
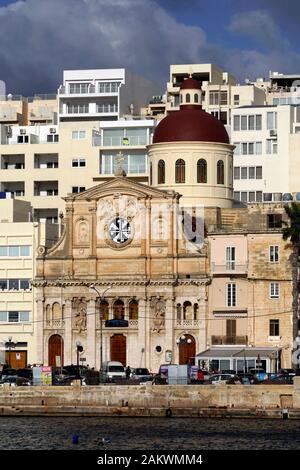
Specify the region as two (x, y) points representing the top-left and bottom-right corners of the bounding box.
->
(180, 78), (201, 90)
(153, 107), (230, 144)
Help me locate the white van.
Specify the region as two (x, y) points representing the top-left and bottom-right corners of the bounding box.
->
(101, 361), (126, 383)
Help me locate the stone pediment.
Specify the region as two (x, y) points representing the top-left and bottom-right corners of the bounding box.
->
(64, 176), (180, 202)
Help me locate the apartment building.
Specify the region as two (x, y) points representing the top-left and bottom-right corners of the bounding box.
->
(0, 118), (154, 221)
(58, 68), (159, 122)
(0, 199), (57, 368)
(232, 104), (300, 204)
(142, 63), (266, 125)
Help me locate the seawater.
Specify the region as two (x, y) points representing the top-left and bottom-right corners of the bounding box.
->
(0, 417), (299, 450)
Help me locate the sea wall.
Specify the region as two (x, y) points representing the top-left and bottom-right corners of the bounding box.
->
(0, 378), (299, 417)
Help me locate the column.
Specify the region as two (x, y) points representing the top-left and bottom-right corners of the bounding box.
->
(137, 298), (146, 367)
(198, 285), (208, 353)
(86, 299), (96, 367)
(165, 297), (175, 361)
(63, 298), (72, 365)
(35, 298), (45, 365)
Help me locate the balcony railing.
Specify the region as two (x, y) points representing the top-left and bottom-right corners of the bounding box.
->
(102, 136), (148, 146)
(211, 263), (247, 274)
(211, 335), (248, 346)
(176, 319), (201, 328)
(45, 319), (65, 328)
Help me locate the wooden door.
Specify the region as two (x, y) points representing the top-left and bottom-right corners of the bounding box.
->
(48, 334), (64, 367)
(226, 319), (236, 344)
(110, 334), (126, 366)
(5, 350), (27, 369)
(179, 335), (196, 365)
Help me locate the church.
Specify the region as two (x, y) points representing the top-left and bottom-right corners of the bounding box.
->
(33, 79), (293, 372)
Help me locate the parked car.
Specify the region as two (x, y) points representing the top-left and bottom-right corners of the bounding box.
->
(53, 375), (86, 386)
(100, 361), (126, 383)
(261, 375), (294, 385)
(131, 368), (152, 382)
(0, 376), (31, 387)
(249, 368), (268, 381)
(237, 372), (258, 384)
(0, 368), (17, 379)
(277, 368), (296, 377)
(210, 374), (235, 385)
(17, 368), (33, 380)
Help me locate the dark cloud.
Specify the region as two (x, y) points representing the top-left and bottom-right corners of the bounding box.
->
(0, 0), (299, 95)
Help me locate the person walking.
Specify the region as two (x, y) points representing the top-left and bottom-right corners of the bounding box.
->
(125, 366), (131, 380)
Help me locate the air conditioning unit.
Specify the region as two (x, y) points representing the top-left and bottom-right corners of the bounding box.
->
(20, 129), (26, 135)
(269, 129), (277, 137)
(49, 127), (56, 134)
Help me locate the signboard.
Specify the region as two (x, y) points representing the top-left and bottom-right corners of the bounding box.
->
(165, 350), (172, 363)
(41, 366), (52, 385)
(32, 367), (42, 386)
(55, 355), (61, 367)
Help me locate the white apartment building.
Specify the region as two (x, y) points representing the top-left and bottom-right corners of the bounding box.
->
(0, 199), (57, 368)
(58, 69), (159, 122)
(232, 104), (300, 203)
(0, 119), (154, 221)
(164, 64), (266, 125)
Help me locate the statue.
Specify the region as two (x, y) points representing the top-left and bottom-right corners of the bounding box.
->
(75, 306), (87, 333)
(151, 300), (165, 333)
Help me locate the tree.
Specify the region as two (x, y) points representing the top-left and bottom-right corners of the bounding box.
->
(282, 202), (300, 363)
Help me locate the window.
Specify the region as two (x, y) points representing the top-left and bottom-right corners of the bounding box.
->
(0, 311), (30, 323)
(158, 160), (165, 184)
(98, 81), (120, 93)
(233, 114), (262, 130)
(249, 167), (255, 179)
(72, 159), (86, 168)
(220, 91), (227, 105)
(0, 246), (30, 257)
(69, 83), (89, 94)
(234, 167), (240, 180)
(234, 95), (239, 105)
(256, 142), (262, 154)
(47, 134), (59, 143)
(17, 135), (29, 144)
(186, 93), (190, 103)
(241, 116), (247, 130)
(267, 214), (282, 229)
(175, 159), (185, 183)
(269, 246), (279, 263)
(256, 167), (262, 179)
(197, 159), (207, 183)
(67, 103), (89, 114)
(227, 283), (236, 307)
(97, 103), (118, 113)
(270, 282), (279, 299)
(270, 319), (280, 336)
(267, 112), (277, 130)
(209, 91), (219, 105)
(233, 116), (240, 131)
(238, 142), (262, 155)
(72, 131), (86, 140)
(234, 143), (240, 155)
(248, 115), (255, 130)
(256, 115), (262, 130)
(72, 186), (86, 193)
(194, 93), (199, 103)
(226, 319), (236, 341)
(241, 167), (247, 179)
(226, 247), (235, 270)
(220, 111), (227, 124)
(217, 160), (224, 184)
(266, 139), (278, 154)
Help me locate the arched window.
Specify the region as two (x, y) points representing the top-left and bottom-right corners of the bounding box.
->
(52, 302), (61, 320)
(180, 94), (183, 103)
(183, 301), (192, 320)
(175, 159), (185, 183)
(99, 300), (109, 321)
(197, 159), (207, 183)
(194, 93), (199, 103)
(217, 160), (224, 184)
(194, 303), (199, 320)
(129, 300), (138, 320)
(176, 304), (182, 321)
(186, 93), (191, 103)
(46, 304), (51, 322)
(158, 159), (165, 184)
(113, 299), (125, 320)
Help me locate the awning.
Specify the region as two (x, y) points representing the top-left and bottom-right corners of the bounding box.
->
(195, 347), (280, 360)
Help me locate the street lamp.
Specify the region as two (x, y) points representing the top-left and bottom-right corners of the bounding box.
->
(5, 336), (16, 368)
(76, 341), (83, 380)
(88, 285), (112, 371)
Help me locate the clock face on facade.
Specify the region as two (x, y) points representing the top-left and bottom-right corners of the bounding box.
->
(109, 217), (131, 244)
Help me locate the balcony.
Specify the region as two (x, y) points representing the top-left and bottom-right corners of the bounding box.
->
(211, 263), (247, 275)
(176, 319), (201, 328)
(45, 319), (65, 329)
(211, 335), (248, 346)
(34, 181), (58, 197)
(0, 182), (25, 197)
(1, 154), (25, 170)
(34, 153), (58, 169)
(101, 136), (148, 146)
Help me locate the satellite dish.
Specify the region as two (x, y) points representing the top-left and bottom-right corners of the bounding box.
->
(7, 93), (12, 100)
(282, 193), (293, 201)
(295, 193), (300, 201)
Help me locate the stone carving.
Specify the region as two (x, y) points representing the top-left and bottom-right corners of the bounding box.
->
(73, 299), (87, 332)
(77, 220), (89, 243)
(151, 299), (166, 333)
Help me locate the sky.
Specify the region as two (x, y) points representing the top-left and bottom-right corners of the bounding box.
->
(0, 0), (300, 95)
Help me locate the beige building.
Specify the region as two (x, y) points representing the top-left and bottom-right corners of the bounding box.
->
(0, 199), (57, 368)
